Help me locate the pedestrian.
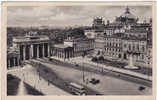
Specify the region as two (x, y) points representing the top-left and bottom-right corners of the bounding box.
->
(48, 79), (50, 86)
(118, 74), (120, 77)
(86, 78), (89, 85)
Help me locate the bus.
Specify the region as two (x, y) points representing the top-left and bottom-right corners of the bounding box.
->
(68, 82), (86, 95)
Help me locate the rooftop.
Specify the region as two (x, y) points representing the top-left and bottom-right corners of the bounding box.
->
(122, 35), (147, 41)
(54, 44), (71, 49)
(125, 28), (148, 33)
(12, 31), (50, 43)
(13, 35), (50, 43)
(104, 33), (124, 38)
(64, 37), (93, 42)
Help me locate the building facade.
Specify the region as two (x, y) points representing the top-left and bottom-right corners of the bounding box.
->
(86, 7), (152, 68)
(51, 37), (95, 59)
(7, 31), (52, 68)
(12, 32), (51, 61)
(7, 47), (20, 69)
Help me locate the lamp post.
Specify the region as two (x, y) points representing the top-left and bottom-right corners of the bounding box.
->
(82, 51), (87, 82)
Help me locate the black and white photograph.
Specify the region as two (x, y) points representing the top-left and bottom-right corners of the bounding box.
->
(2, 2), (155, 97)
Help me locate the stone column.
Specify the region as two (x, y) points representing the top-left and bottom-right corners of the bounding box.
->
(13, 57), (16, 66)
(37, 44), (39, 58)
(8, 59), (10, 68)
(17, 57), (19, 66)
(62, 49), (64, 58)
(57, 49), (59, 58)
(65, 50), (67, 59)
(31, 45), (34, 59)
(48, 43), (50, 57)
(63, 49), (65, 59)
(23, 45), (26, 61)
(29, 45), (31, 59)
(42, 43), (45, 57)
(59, 49), (60, 58)
(29, 45), (32, 59)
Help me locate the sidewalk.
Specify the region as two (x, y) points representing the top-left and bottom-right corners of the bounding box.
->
(50, 56), (152, 81)
(7, 64), (71, 96)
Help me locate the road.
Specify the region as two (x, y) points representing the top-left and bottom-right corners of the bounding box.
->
(30, 58), (152, 95)
(37, 58), (152, 87)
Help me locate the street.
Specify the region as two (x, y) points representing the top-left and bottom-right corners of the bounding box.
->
(31, 58), (152, 95)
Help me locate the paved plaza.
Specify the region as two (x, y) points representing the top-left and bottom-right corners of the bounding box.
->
(8, 64), (71, 95)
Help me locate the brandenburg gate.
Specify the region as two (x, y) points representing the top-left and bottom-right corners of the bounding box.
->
(12, 32), (51, 61)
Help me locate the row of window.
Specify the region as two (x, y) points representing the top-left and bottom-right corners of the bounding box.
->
(104, 47), (121, 52)
(126, 33), (147, 38)
(123, 43), (146, 52)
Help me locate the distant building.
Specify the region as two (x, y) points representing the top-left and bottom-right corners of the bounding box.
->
(51, 44), (74, 60)
(92, 17), (105, 32)
(84, 29), (96, 38)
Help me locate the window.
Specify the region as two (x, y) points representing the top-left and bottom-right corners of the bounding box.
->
(133, 45), (135, 51)
(142, 55), (144, 59)
(129, 44), (131, 50)
(137, 44), (139, 51)
(124, 44), (127, 48)
(142, 45), (145, 52)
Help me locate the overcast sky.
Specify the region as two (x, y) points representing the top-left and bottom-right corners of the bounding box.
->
(7, 6), (152, 27)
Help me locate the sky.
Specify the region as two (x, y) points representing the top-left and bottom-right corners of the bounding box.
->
(7, 5), (152, 27)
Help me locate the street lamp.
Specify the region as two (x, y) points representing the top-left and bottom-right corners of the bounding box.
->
(82, 51), (87, 82)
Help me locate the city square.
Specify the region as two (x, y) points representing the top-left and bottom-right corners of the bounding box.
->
(6, 5), (152, 96)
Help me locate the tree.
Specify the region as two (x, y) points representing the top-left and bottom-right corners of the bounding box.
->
(82, 51), (87, 58)
(91, 57), (98, 62)
(98, 56), (104, 62)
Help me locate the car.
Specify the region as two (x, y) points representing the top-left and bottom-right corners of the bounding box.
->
(75, 64), (79, 67)
(96, 93), (104, 95)
(89, 78), (100, 85)
(49, 58), (53, 61)
(138, 86), (145, 91)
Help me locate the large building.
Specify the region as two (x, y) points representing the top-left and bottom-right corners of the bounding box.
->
(7, 31), (52, 68)
(51, 37), (95, 60)
(85, 7), (152, 68)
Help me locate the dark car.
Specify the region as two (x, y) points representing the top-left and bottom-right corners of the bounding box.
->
(96, 93), (104, 95)
(75, 64), (79, 67)
(89, 78), (100, 85)
(138, 86), (145, 91)
(49, 58), (53, 61)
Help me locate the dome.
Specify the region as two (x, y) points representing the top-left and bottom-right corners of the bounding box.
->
(120, 7), (136, 19)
